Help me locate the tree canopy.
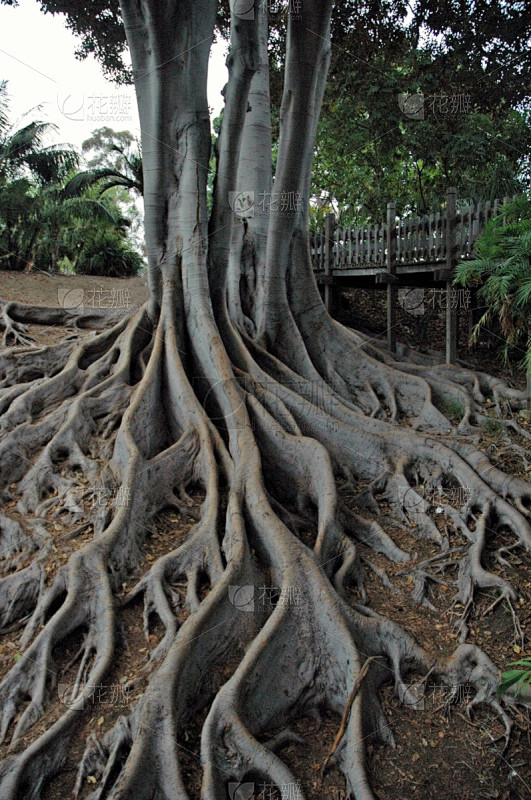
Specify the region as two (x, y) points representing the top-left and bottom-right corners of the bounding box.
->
(7, 0), (528, 226)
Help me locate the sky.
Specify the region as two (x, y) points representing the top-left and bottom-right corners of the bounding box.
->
(0, 0), (228, 158)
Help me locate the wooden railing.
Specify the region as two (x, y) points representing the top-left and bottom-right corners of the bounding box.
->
(311, 191), (517, 272)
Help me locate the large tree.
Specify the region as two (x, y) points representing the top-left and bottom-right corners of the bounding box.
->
(0, 2), (530, 799)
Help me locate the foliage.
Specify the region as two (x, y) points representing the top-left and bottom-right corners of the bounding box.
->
(313, 94), (529, 226)
(0, 81), (78, 186)
(75, 128), (145, 256)
(0, 84), (144, 276)
(497, 657), (531, 697)
(3, 1), (529, 227)
(0, 81), (79, 270)
(307, 1), (531, 225)
(69, 128), (143, 198)
(439, 399), (466, 424)
(63, 224), (143, 277)
(454, 196), (531, 376)
(32, 186), (137, 275)
(82, 127), (136, 166)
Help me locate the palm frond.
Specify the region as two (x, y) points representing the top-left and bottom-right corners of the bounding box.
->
(63, 168), (138, 198)
(454, 195), (531, 373)
(23, 148), (80, 184)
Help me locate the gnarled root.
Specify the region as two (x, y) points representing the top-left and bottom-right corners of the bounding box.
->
(0, 284), (529, 800)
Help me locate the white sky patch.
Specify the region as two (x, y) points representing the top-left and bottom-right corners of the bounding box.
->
(0, 0), (228, 157)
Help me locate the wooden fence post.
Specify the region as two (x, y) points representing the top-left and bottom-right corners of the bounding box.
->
(386, 203), (397, 352)
(324, 212), (334, 312)
(445, 187), (457, 364)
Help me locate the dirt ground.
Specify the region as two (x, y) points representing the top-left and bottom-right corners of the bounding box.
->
(0, 271), (530, 800)
(0, 269), (149, 309)
(0, 270), (525, 388)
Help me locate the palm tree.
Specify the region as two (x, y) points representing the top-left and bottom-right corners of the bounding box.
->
(0, 80), (80, 270)
(0, 83), (142, 275)
(64, 142), (143, 198)
(0, 81), (79, 186)
(32, 185), (133, 272)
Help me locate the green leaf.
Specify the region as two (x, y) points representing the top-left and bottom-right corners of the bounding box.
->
(497, 667), (531, 696)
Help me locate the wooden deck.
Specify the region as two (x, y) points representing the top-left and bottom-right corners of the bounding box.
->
(311, 191), (515, 279)
(311, 189), (516, 363)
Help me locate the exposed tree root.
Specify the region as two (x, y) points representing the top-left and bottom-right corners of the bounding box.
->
(0, 284), (529, 800)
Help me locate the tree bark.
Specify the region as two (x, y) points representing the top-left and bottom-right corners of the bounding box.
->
(225, 6), (272, 334)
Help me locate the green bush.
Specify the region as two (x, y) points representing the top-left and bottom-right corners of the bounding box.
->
(71, 227), (143, 277)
